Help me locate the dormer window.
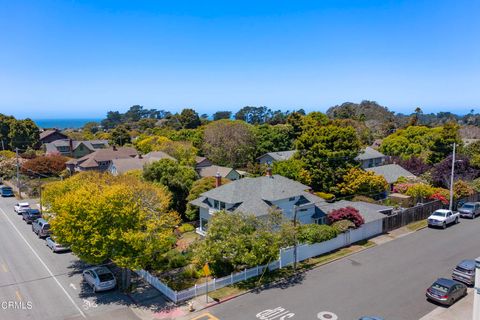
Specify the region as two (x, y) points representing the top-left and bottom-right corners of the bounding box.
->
(213, 200), (226, 210)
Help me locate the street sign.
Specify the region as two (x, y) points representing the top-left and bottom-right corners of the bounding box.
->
(203, 263), (211, 277)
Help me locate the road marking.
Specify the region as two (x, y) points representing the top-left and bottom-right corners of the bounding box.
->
(1, 263), (8, 272)
(190, 312), (220, 320)
(0, 206), (86, 318)
(15, 290), (22, 301)
(257, 307), (295, 320)
(70, 283), (77, 290)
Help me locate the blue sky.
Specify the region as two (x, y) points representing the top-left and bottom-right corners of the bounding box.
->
(0, 0), (479, 119)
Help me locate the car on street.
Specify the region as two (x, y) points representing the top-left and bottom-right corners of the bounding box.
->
(32, 218), (51, 238)
(0, 186), (14, 197)
(45, 236), (70, 253)
(14, 202), (30, 214)
(22, 208), (42, 224)
(82, 266), (117, 292)
(452, 259), (476, 286)
(427, 209), (459, 229)
(426, 278), (467, 305)
(458, 202), (480, 219)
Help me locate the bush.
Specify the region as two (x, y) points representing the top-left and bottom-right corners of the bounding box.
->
(328, 206), (365, 228)
(315, 192), (335, 201)
(21, 154), (68, 177)
(331, 219), (355, 233)
(182, 264), (200, 279)
(178, 223), (195, 233)
(298, 224), (338, 244)
(164, 250), (188, 269)
(351, 195), (376, 203)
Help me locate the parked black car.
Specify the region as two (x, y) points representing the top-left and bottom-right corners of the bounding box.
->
(22, 209), (42, 224)
(452, 259), (476, 286)
(426, 278), (467, 305)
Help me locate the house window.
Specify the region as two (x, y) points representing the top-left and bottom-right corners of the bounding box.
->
(300, 208), (308, 212)
(201, 218), (209, 230)
(289, 197), (295, 202)
(314, 217), (327, 225)
(213, 200), (219, 209)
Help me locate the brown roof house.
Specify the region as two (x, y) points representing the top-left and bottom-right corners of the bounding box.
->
(66, 146), (137, 172)
(108, 151), (176, 176)
(39, 129), (68, 144)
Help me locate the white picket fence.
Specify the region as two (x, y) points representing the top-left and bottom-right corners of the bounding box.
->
(135, 220), (382, 303)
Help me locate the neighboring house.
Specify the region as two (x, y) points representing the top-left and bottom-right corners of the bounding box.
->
(190, 173), (328, 235)
(109, 151), (177, 176)
(355, 147), (386, 169)
(197, 165), (245, 181)
(66, 146), (137, 172)
(366, 164), (417, 190)
(39, 129), (68, 144)
(257, 150), (296, 165)
(195, 156), (213, 169)
(44, 139), (109, 158)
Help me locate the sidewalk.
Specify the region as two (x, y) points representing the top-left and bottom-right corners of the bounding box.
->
(419, 288), (473, 320)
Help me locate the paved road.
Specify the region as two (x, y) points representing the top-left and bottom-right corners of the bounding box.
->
(0, 195), (143, 320)
(202, 217), (480, 320)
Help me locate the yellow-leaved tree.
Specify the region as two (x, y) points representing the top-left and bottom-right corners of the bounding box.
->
(336, 168), (388, 197)
(42, 172), (180, 289)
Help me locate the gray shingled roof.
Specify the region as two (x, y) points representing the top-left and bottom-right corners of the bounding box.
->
(355, 147), (386, 161)
(68, 147), (137, 167)
(366, 164), (416, 184)
(258, 150), (296, 161)
(200, 174), (312, 203)
(197, 165), (237, 178)
(45, 139), (109, 153)
(317, 200), (392, 223)
(142, 151), (176, 161)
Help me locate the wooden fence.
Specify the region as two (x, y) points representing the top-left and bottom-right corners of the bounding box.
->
(382, 200), (443, 232)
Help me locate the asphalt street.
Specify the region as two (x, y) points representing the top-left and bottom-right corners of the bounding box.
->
(0, 195), (141, 320)
(203, 215), (480, 320)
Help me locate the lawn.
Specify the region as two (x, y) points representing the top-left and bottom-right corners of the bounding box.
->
(406, 220), (427, 232)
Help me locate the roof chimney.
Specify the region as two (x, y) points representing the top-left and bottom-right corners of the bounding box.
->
(215, 171), (222, 187)
(266, 166), (272, 178)
(69, 139), (73, 156)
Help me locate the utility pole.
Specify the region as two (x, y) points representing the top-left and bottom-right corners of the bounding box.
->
(15, 147), (20, 187)
(1, 139), (4, 151)
(293, 205), (298, 272)
(449, 143), (456, 211)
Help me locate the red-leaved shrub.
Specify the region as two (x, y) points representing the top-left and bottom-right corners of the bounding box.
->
(327, 206), (365, 228)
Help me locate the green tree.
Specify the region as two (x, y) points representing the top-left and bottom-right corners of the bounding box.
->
(379, 126), (441, 159)
(296, 125), (361, 192)
(336, 168), (388, 196)
(213, 111), (232, 121)
(203, 120), (255, 167)
(193, 211), (279, 276)
(272, 158), (311, 185)
(42, 172), (180, 288)
(185, 177), (230, 221)
(178, 108), (201, 129)
(234, 106), (272, 124)
(8, 119), (40, 150)
(286, 111), (305, 139)
(143, 159), (198, 216)
(110, 125), (132, 146)
(253, 124), (294, 158)
(428, 122), (461, 164)
(83, 122), (100, 134)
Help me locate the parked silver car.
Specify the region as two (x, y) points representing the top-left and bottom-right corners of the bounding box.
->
(82, 266), (117, 293)
(452, 259), (476, 286)
(45, 236), (70, 253)
(14, 202), (30, 214)
(458, 202), (480, 219)
(32, 218), (51, 238)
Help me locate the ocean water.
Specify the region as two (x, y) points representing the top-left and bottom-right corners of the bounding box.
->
(33, 118), (102, 129)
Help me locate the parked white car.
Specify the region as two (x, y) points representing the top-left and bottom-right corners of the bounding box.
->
(82, 266), (116, 293)
(427, 209), (459, 229)
(45, 236), (70, 253)
(14, 202), (30, 214)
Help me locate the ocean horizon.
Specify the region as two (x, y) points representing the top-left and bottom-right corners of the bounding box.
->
(33, 118), (102, 129)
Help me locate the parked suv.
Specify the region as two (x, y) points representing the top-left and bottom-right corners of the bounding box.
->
(0, 186), (14, 197)
(22, 209), (41, 224)
(458, 202), (480, 219)
(452, 259), (476, 286)
(32, 218), (51, 238)
(14, 202), (30, 214)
